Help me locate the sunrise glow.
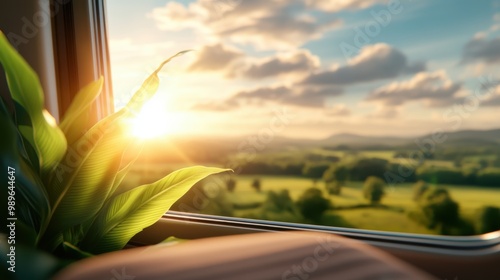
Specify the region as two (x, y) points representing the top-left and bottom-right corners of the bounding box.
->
(129, 96), (181, 139)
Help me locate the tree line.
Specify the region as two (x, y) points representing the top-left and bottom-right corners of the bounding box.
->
(236, 157), (500, 187)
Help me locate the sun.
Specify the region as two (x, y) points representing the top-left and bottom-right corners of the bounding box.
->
(129, 96), (180, 139)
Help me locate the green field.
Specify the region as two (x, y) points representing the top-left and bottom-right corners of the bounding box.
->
(123, 142), (500, 236)
(213, 175), (500, 235)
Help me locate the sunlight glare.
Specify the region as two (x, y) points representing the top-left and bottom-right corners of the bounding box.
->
(129, 96), (178, 139)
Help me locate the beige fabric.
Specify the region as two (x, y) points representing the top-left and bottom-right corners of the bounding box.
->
(54, 231), (437, 280)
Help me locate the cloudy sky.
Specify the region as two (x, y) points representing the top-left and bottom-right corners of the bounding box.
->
(106, 0), (500, 139)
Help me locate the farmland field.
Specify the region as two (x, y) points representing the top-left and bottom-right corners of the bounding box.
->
(183, 175), (500, 235)
(122, 130), (500, 236)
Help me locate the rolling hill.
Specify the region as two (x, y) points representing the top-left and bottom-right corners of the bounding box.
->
(322, 128), (500, 148)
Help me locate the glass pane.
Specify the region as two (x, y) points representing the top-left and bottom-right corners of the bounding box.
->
(106, 0), (500, 236)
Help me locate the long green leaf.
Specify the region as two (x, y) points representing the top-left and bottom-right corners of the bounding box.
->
(107, 140), (144, 198)
(16, 130), (41, 176)
(81, 166), (229, 253)
(39, 110), (129, 250)
(37, 50), (190, 251)
(0, 31), (67, 171)
(39, 51), (190, 250)
(125, 50), (191, 115)
(74, 139), (144, 245)
(0, 97), (49, 239)
(13, 102), (40, 171)
(59, 77), (104, 144)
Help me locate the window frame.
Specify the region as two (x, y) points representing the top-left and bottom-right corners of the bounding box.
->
(136, 211), (500, 254)
(72, 0), (500, 246)
(133, 211), (500, 279)
(45, 0), (500, 278)
(0, 0), (60, 118)
(51, 0), (113, 120)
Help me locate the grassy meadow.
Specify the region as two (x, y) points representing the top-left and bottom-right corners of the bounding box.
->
(214, 175), (500, 235)
(121, 130), (500, 236)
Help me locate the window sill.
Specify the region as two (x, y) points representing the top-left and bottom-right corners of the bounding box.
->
(130, 211), (500, 279)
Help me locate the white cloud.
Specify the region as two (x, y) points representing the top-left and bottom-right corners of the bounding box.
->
(482, 84), (500, 106)
(238, 50), (320, 79)
(306, 0), (388, 12)
(188, 43), (243, 72)
(462, 37), (500, 65)
(230, 86), (338, 108)
(303, 43), (425, 85)
(188, 46), (320, 80)
(148, 0), (342, 50)
(366, 70), (462, 107)
(463, 13), (500, 65)
(217, 12), (341, 50)
(194, 84), (343, 110)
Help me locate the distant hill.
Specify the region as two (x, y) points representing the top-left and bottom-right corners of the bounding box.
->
(321, 128), (500, 149)
(414, 129), (500, 147)
(320, 133), (408, 147)
(134, 128), (500, 164)
(426, 128), (500, 141)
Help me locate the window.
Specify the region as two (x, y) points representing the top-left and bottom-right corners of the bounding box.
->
(105, 0), (500, 236)
(1, 1), (498, 278)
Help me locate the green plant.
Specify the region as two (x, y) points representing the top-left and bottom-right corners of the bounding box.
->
(325, 180), (342, 195)
(251, 178), (261, 192)
(302, 163), (329, 185)
(418, 187), (459, 229)
(362, 176), (385, 204)
(323, 164), (349, 195)
(262, 189), (297, 214)
(296, 188), (330, 222)
(225, 176), (237, 192)
(474, 206), (500, 234)
(0, 29), (228, 261)
(256, 189), (301, 223)
(322, 164), (348, 183)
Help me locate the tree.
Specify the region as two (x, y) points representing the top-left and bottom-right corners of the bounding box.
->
(412, 180), (429, 201)
(362, 176), (386, 204)
(325, 181), (342, 195)
(348, 158), (388, 181)
(386, 163), (417, 184)
(474, 206), (500, 234)
(323, 165), (349, 195)
(262, 189), (297, 214)
(283, 163), (305, 176)
(409, 187), (474, 235)
(416, 167), (466, 185)
(478, 159), (488, 169)
(302, 163), (329, 186)
(475, 168), (500, 187)
(323, 165), (349, 182)
(257, 190), (301, 223)
(225, 177), (237, 192)
(251, 178), (262, 192)
(296, 188), (330, 222)
(418, 187), (459, 230)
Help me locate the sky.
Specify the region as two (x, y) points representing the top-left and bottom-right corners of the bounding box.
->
(105, 0), (500, 139)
